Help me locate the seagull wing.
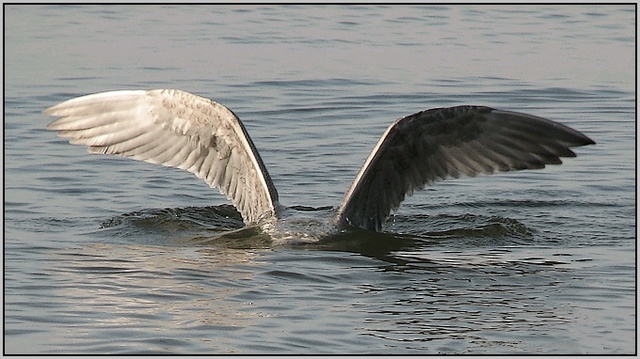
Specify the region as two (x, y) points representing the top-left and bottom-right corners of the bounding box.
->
(337, 105), (595, 231)
(45, 89), (279, 224)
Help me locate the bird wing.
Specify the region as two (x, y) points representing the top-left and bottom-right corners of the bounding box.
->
(337, 105), (595, 231)
(45, 89), (279, 224)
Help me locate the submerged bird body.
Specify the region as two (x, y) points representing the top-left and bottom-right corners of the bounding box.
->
(45, 89), (594, 237)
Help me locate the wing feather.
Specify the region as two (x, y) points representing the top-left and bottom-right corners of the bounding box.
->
(337, 105), (595, 231)
(45, 89), (279, 224)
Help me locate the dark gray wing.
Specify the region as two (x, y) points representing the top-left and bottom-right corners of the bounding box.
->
(337, 105), (595, 231)
(45, 89), (279, 224)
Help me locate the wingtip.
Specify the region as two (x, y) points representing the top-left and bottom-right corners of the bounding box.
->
(574, 133), (596, 147)
(46, 113), (68, 130)
(43, 104), (58, 116)
(585, 136), (596, 146)
(46, 119), (62, 130)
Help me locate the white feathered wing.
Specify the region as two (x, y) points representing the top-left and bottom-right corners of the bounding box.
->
(45, 89), (279, 225)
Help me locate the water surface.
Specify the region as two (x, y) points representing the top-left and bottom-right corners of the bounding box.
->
(4, 5), (635, 354)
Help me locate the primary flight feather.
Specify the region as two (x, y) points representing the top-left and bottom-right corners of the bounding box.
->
(45, 89), (595, 233)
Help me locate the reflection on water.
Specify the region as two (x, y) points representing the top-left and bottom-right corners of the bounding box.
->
(4, 4), (635, 355)
(44, 244), (267, 354)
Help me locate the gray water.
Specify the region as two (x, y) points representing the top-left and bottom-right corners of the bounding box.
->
(4, 5), (636, 354)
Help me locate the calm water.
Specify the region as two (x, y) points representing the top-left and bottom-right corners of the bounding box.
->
(4, 5), (636, 354)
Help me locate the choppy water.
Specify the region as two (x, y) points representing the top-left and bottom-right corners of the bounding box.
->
(4, 5), (636, 354)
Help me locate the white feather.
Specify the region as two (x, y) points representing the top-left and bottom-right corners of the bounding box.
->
(45, 89), (279, 225)
(46, 91), (595, 233)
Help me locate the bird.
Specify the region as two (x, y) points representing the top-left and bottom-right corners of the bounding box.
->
(45, 89), (595, 236)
